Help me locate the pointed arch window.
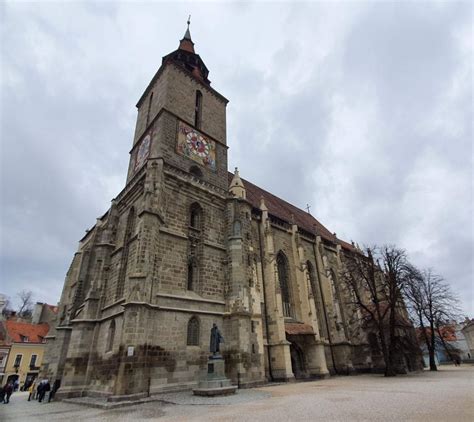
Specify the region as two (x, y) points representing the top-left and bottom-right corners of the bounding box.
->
(107, 320), (116, 352)
(277, 252), (293, 318)
(195, 90), (202, 129)
(189, 202), (202, 230)
(187, 316), (200, 346)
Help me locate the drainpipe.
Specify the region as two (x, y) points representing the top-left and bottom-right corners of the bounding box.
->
(312, 238), (338, 375)
(257, 214), (274, 382)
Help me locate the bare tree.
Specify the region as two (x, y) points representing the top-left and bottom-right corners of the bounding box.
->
(404, 269), (460, 371)
(340, 245), (414, 377)
(17, 289), (34, 318)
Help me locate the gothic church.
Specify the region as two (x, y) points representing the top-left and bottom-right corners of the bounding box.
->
(42, 25), (411, 400)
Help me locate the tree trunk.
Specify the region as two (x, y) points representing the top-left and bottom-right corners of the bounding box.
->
(419, 317), (437, 371)
(385, 305), (397, 377)
(377, 320), (395, 377)
(429, 320), (438, 371)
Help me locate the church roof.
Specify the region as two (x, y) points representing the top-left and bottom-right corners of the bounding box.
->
(229, 172), (355, 249)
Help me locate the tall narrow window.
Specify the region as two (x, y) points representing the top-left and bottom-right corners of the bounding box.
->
(14, 354), (22, 367)
(307, 261), (327, 338)
(29, 354), (37, 368)
(194, 90), (202, 129)
(329, 269), (343, 325)
(233, 220), (242, 236)
(187, 258), (197, 291)
(116, 207), (136, 300)
(187, 316), (200, 345)
(277, 252), (293, 318)
(146, 92), (153, 127)
(189, 203), (202, 229)
(107, 320), (116, 352)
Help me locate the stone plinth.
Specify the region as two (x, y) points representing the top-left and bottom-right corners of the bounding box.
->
(193, 357), (237, 396)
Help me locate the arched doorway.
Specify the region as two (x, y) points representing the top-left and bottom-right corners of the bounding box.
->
(290, 342), (307, 379)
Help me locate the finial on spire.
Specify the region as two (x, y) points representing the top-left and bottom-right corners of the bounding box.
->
(183, 15), (192, 41)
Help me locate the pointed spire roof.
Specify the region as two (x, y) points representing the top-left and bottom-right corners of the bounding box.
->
(179, 15), (195, 53)
(229, 167), (246, 199)
(183, 15), (192, 40)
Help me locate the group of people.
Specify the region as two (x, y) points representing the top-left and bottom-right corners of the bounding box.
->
(0, 378), (60, 404)
(28, 379), (60, 403)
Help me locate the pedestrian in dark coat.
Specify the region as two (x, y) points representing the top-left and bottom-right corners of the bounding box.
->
(48, 379), (61, 402)
(37, 381), (44, 402)
(4, 383), (13, 403)
(38, 380), (50, 403)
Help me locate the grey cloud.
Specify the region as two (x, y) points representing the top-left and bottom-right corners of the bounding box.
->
(1, 1), (472, 314)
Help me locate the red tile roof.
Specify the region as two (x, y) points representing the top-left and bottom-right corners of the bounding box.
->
(4, 321), (49, 344)
(417, 326), (457, 342)
(228, 172), (356, 250)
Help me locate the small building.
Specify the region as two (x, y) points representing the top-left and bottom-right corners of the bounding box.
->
(418, 322), (472, 366)
(0, 344), (11, 384)
(0, 320), (50, 389)
(461, 318), (474, 359)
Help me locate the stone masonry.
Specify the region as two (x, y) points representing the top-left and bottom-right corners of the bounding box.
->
(41, 25), (420, 401)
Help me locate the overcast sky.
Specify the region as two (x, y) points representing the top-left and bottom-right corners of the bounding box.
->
(1, 1), (472, 315)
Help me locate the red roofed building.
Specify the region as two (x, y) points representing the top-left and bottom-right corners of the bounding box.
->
(0, 318), (51, 387)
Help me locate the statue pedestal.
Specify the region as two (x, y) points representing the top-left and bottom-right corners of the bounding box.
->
(193, 357), (237, 396)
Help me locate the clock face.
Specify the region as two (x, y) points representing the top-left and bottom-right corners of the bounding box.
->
(177, 121), (216, 171)
(134, 133), (151, 172)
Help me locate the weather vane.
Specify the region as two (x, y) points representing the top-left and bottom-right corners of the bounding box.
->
(187, 14), (191, 29)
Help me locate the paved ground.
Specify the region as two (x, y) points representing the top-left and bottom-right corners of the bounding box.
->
(1, 366), (473, 421)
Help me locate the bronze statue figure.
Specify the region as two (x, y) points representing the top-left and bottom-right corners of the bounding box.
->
(210, 323), (224, 357)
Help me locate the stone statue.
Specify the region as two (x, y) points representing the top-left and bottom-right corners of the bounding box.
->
(210, 323), (224, 357)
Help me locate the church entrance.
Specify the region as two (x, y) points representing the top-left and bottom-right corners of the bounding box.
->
(290, 342), (308, 379)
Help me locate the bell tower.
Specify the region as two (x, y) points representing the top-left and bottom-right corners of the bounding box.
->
(126, 20), (229, 190)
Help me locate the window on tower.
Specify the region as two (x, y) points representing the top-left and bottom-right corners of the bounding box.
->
(189, 202), (202, 229)
(146, 92), (153, 127)
(195, 90), (202, 129)
(190, 165), (203, 179)
(187, 258), (197, 291)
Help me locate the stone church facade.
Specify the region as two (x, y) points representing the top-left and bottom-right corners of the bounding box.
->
(42, 26), (419, 401)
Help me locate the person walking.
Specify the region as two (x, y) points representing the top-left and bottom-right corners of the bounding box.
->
(48, 379), (61, 402)
(37, 380), (44, 402)
(3, 382), (13, 404)
(28, 380), (37, 401)
(38, 379), (50, 403)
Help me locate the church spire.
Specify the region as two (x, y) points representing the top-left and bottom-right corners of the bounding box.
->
(183, 15), (192, 40)
(159, 18), (211, 86)
(179, 15), (195, 53)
